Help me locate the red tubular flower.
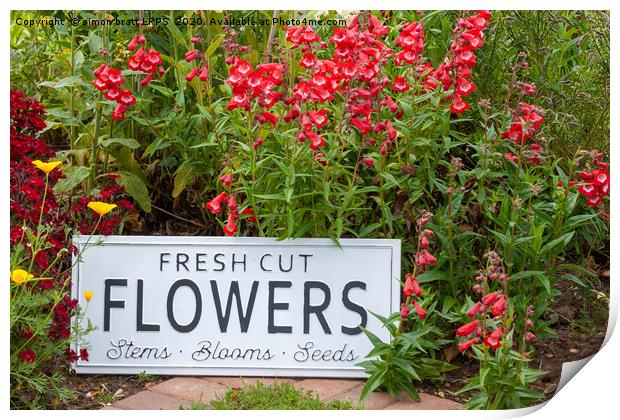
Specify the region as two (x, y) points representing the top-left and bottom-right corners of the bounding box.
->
(458, 337), (479, 353)
(140, 73), (153, 87)
(391, 77), (410, 92)
(219, 173), (233, 186)
(199, 66), (209, 82)
(413, 301), (427, 319)
(456, 319), (480, 337)
(306, 130), (325, 150)
(20, 348), (36, 364)
(421, 250), (437, 266)
(111, 103), (127, 121)
(400, 303), (409, 319)
(223, 212), (238, 236)
(450, 96), (470, 114)
(79, 348), (89, 361)
(206, 192), (228, 214)
(412, 277), (422, 297)
(185, 50), (199, 62)
(482, 291), (499, 306)
(403, 274), (414, 297)
(241, 207), (257, 223)
(491, 296), (507, 317)
(127, 35), (138, 51)
(483, 326), (503, 349)
(186, 67), (200, 81)
(467, 301), (483, 318)
(227, 194), (238, 215)
(504, 153), (519, 164)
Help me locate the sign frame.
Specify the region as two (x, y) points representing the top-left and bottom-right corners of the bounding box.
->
(71, 236), (401, 377)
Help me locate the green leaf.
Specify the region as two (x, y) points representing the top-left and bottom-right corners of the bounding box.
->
(53, 166), (89, 194)
(100, 138), (141, 149)
(204, 34), (225, 59)
(358, 370), (385, 402)
(359, 326), (386, 350)
(172, 163), (195, 198)
(116, 171), (151, 213)
(39, 76), (87, 90)
(540, 231), (574, 255)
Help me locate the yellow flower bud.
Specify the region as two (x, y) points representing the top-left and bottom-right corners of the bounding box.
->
(83, 291), (93, 302)
(87, 201), (118, 216)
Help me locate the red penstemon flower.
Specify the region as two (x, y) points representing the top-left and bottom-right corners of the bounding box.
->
(573, 150), (610, 207)
(399, 210), (437, 322)
(425, 11), (491, 114)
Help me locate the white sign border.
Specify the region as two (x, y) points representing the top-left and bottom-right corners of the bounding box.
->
(71, 236), (401, 378)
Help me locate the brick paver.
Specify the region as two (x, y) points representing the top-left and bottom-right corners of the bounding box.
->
(337, 383), (399, 409)
(149, 377), (227, 404)
(114, 390), (189, 410)
(110, 376), (461, 410)
(293, 378), (363, 401)
(383, 392), (461, 410)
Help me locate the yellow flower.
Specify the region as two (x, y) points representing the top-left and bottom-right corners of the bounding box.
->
(11, 269), (33, 284)
(87, 201), (118, 216)
(83, 291), (93, 302)
(32, 160), (62, 174)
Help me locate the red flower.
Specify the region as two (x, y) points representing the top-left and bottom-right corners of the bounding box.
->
(413, 301), (427, 319)
(456, 320), (479, 337)
(20, 348), (36, 364)
(80, 348), (89, 362)
(141, 73), (153, 87)
(241, 207), (257, 223)
(403, 274), (414, 297)
(482, 291), (499, 306)
(219, 173), (233, 186)
(185, 50), (199, 62)
(306, 130), (325, 150)
(112, 103), (127, 121)
(421, 249), (437, 266)
(66, 347), (79, 363)
(400, 303), (409, 319)
(186, 67), (200, 81)
(483, 326), (503, 349)
(223, 212), (238, 236)
(127, 35), (138, 51)
(467, 302), (483, 318)
(206, 192), (228, 214)
(362, 157), (375, 169)
(450, 96), (470, 114)
(391, 77), (410, 93)
(458, 338), (479, 353)
(504, 153), (519, 164)
(490, 296), (507, 317)
(199, 66), (209, 82)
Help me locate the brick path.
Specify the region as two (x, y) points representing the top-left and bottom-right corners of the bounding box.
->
(104, 377), (461, 410)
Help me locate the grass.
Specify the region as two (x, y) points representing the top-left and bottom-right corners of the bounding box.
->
(183, 382), (358, 410)
(136, 370), (156, 383)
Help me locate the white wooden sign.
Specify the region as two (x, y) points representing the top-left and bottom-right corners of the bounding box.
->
(71, 236), (400, 377)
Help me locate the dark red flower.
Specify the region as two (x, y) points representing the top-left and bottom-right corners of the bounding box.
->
(20, 348), (36, 364)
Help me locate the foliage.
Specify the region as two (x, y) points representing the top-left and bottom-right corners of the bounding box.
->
(9, 91), (127, 408)
(204, 382), (356, 410)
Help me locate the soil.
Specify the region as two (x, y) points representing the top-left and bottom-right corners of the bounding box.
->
(59, 373), (170, 409)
